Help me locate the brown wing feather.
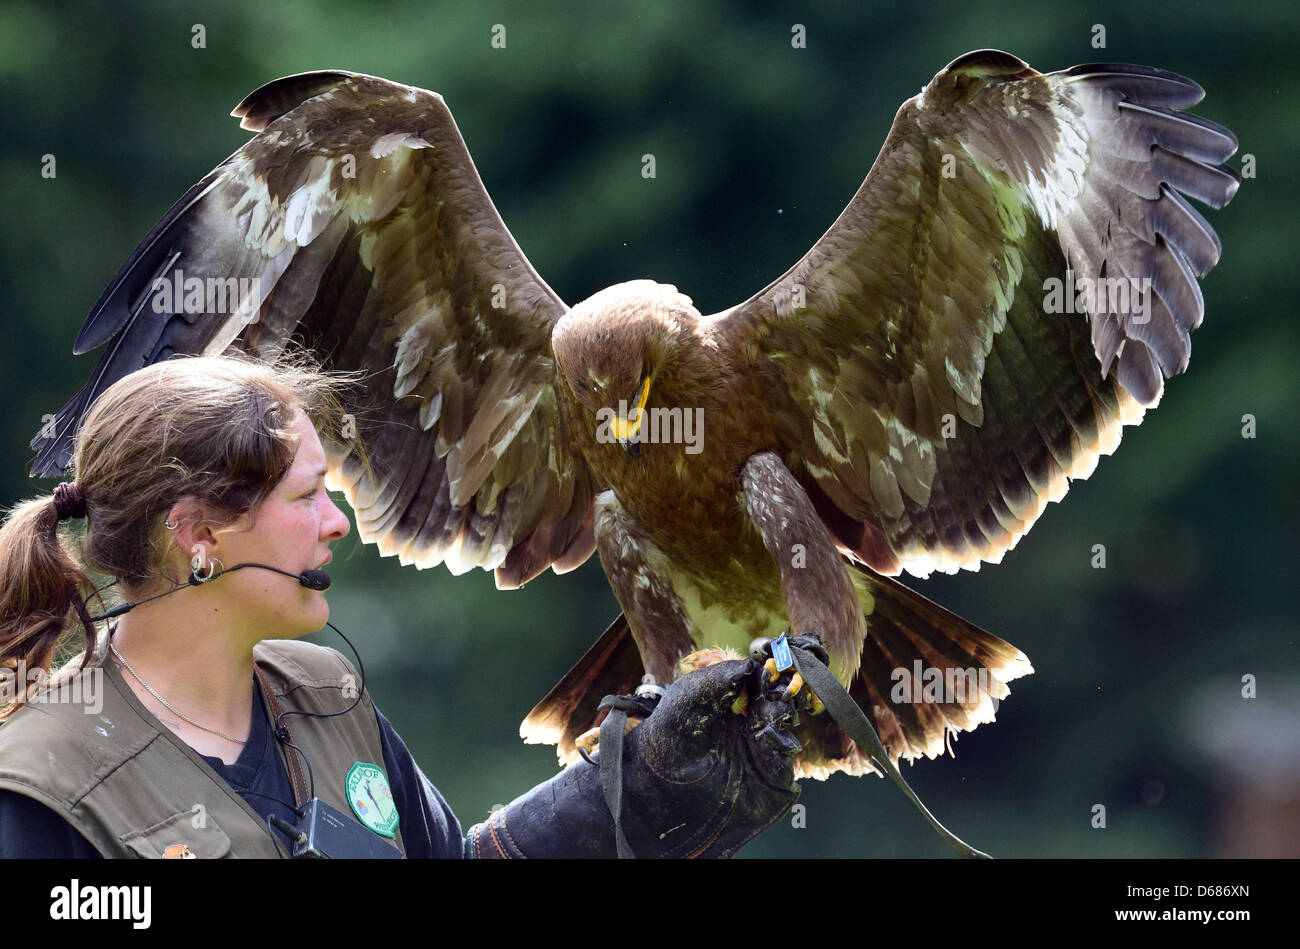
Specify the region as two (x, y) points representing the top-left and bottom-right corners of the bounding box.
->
(710, 50), (1238, 578)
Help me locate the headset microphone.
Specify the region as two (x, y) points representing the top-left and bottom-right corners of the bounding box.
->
(216, 562), (333, 591)
(298, 569), (332, 591)
(85, 562), (333, 622)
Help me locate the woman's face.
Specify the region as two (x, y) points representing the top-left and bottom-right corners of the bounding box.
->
(200, 406), (351, 640)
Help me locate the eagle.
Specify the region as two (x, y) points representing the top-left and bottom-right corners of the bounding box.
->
(31, 50), (1238, 779)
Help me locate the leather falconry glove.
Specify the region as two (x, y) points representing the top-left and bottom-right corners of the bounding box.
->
(467, 658), (801, 858)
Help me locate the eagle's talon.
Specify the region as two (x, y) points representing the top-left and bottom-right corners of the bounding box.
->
(580, 689), (660, 757)
(575, 727), (601, 755)
(779, 673), (824, 713)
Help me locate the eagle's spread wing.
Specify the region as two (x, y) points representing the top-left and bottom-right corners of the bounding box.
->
(711, 50), (1239, 578)
(30, 71), (596, 586)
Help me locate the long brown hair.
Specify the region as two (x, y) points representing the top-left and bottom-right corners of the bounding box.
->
(0, 352), (357, 719)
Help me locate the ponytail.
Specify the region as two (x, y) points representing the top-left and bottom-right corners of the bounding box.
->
(0, 494), (99, 719)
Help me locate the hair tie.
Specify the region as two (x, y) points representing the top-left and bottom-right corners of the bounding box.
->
(52, 482), (87, 521)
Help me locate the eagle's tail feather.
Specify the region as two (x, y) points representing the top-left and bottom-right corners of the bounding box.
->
(519, 612), (645, 764)
(793, 570), (1032, 780)
(520, 574), (1031, 779)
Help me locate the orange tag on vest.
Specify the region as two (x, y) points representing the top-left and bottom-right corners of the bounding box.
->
(163, 843), (195, 859)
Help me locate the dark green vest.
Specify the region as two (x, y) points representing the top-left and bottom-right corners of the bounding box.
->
(0, 639), (406, 858)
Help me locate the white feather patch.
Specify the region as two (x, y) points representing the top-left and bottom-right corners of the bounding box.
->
(283, 159), (337, 246)
(370, 132), (432, 159)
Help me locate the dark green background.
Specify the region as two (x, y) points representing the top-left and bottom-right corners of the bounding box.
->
(2, 0), (1295, 857)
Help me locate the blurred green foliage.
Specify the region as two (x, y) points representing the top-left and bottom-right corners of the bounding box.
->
(1, 0), (1296, 857)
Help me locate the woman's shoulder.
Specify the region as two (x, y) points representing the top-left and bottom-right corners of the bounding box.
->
(0, 672), (122, 806)
(0, 662), (110, 751)
(253, 639), (360, 690)
(254, 638), (350, 669)
(0, 698), (93, 749)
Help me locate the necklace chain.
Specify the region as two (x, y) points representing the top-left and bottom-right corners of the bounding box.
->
(109, 643), (247, 744)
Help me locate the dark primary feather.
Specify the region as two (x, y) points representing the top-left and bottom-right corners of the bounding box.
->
(230, 70), (356, 131)
(31, 164), (251, 477)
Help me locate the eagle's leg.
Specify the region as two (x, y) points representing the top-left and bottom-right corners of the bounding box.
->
(575, 491), (700, 754)
(739, 452), (866, 686)
(593, 490), (698, 686)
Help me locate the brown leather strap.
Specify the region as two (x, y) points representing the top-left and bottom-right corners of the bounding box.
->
(255, 666), (311, 807)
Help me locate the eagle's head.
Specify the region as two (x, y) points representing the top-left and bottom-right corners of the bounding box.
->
(552, 280), (702, 456)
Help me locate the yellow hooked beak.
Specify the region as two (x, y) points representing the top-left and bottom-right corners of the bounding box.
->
(610, 376), (652, 454)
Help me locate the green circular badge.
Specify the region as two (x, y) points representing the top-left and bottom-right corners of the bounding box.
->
(345, 762), (399, 838)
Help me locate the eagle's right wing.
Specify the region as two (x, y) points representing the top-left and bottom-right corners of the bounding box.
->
(31, 71), (597, 587)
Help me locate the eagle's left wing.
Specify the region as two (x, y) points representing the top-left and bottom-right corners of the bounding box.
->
(711, 51), (1239, 578)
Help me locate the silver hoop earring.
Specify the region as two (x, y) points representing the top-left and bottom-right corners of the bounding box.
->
(191, 557), (223, 583)
(165, 517), (178, 531)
